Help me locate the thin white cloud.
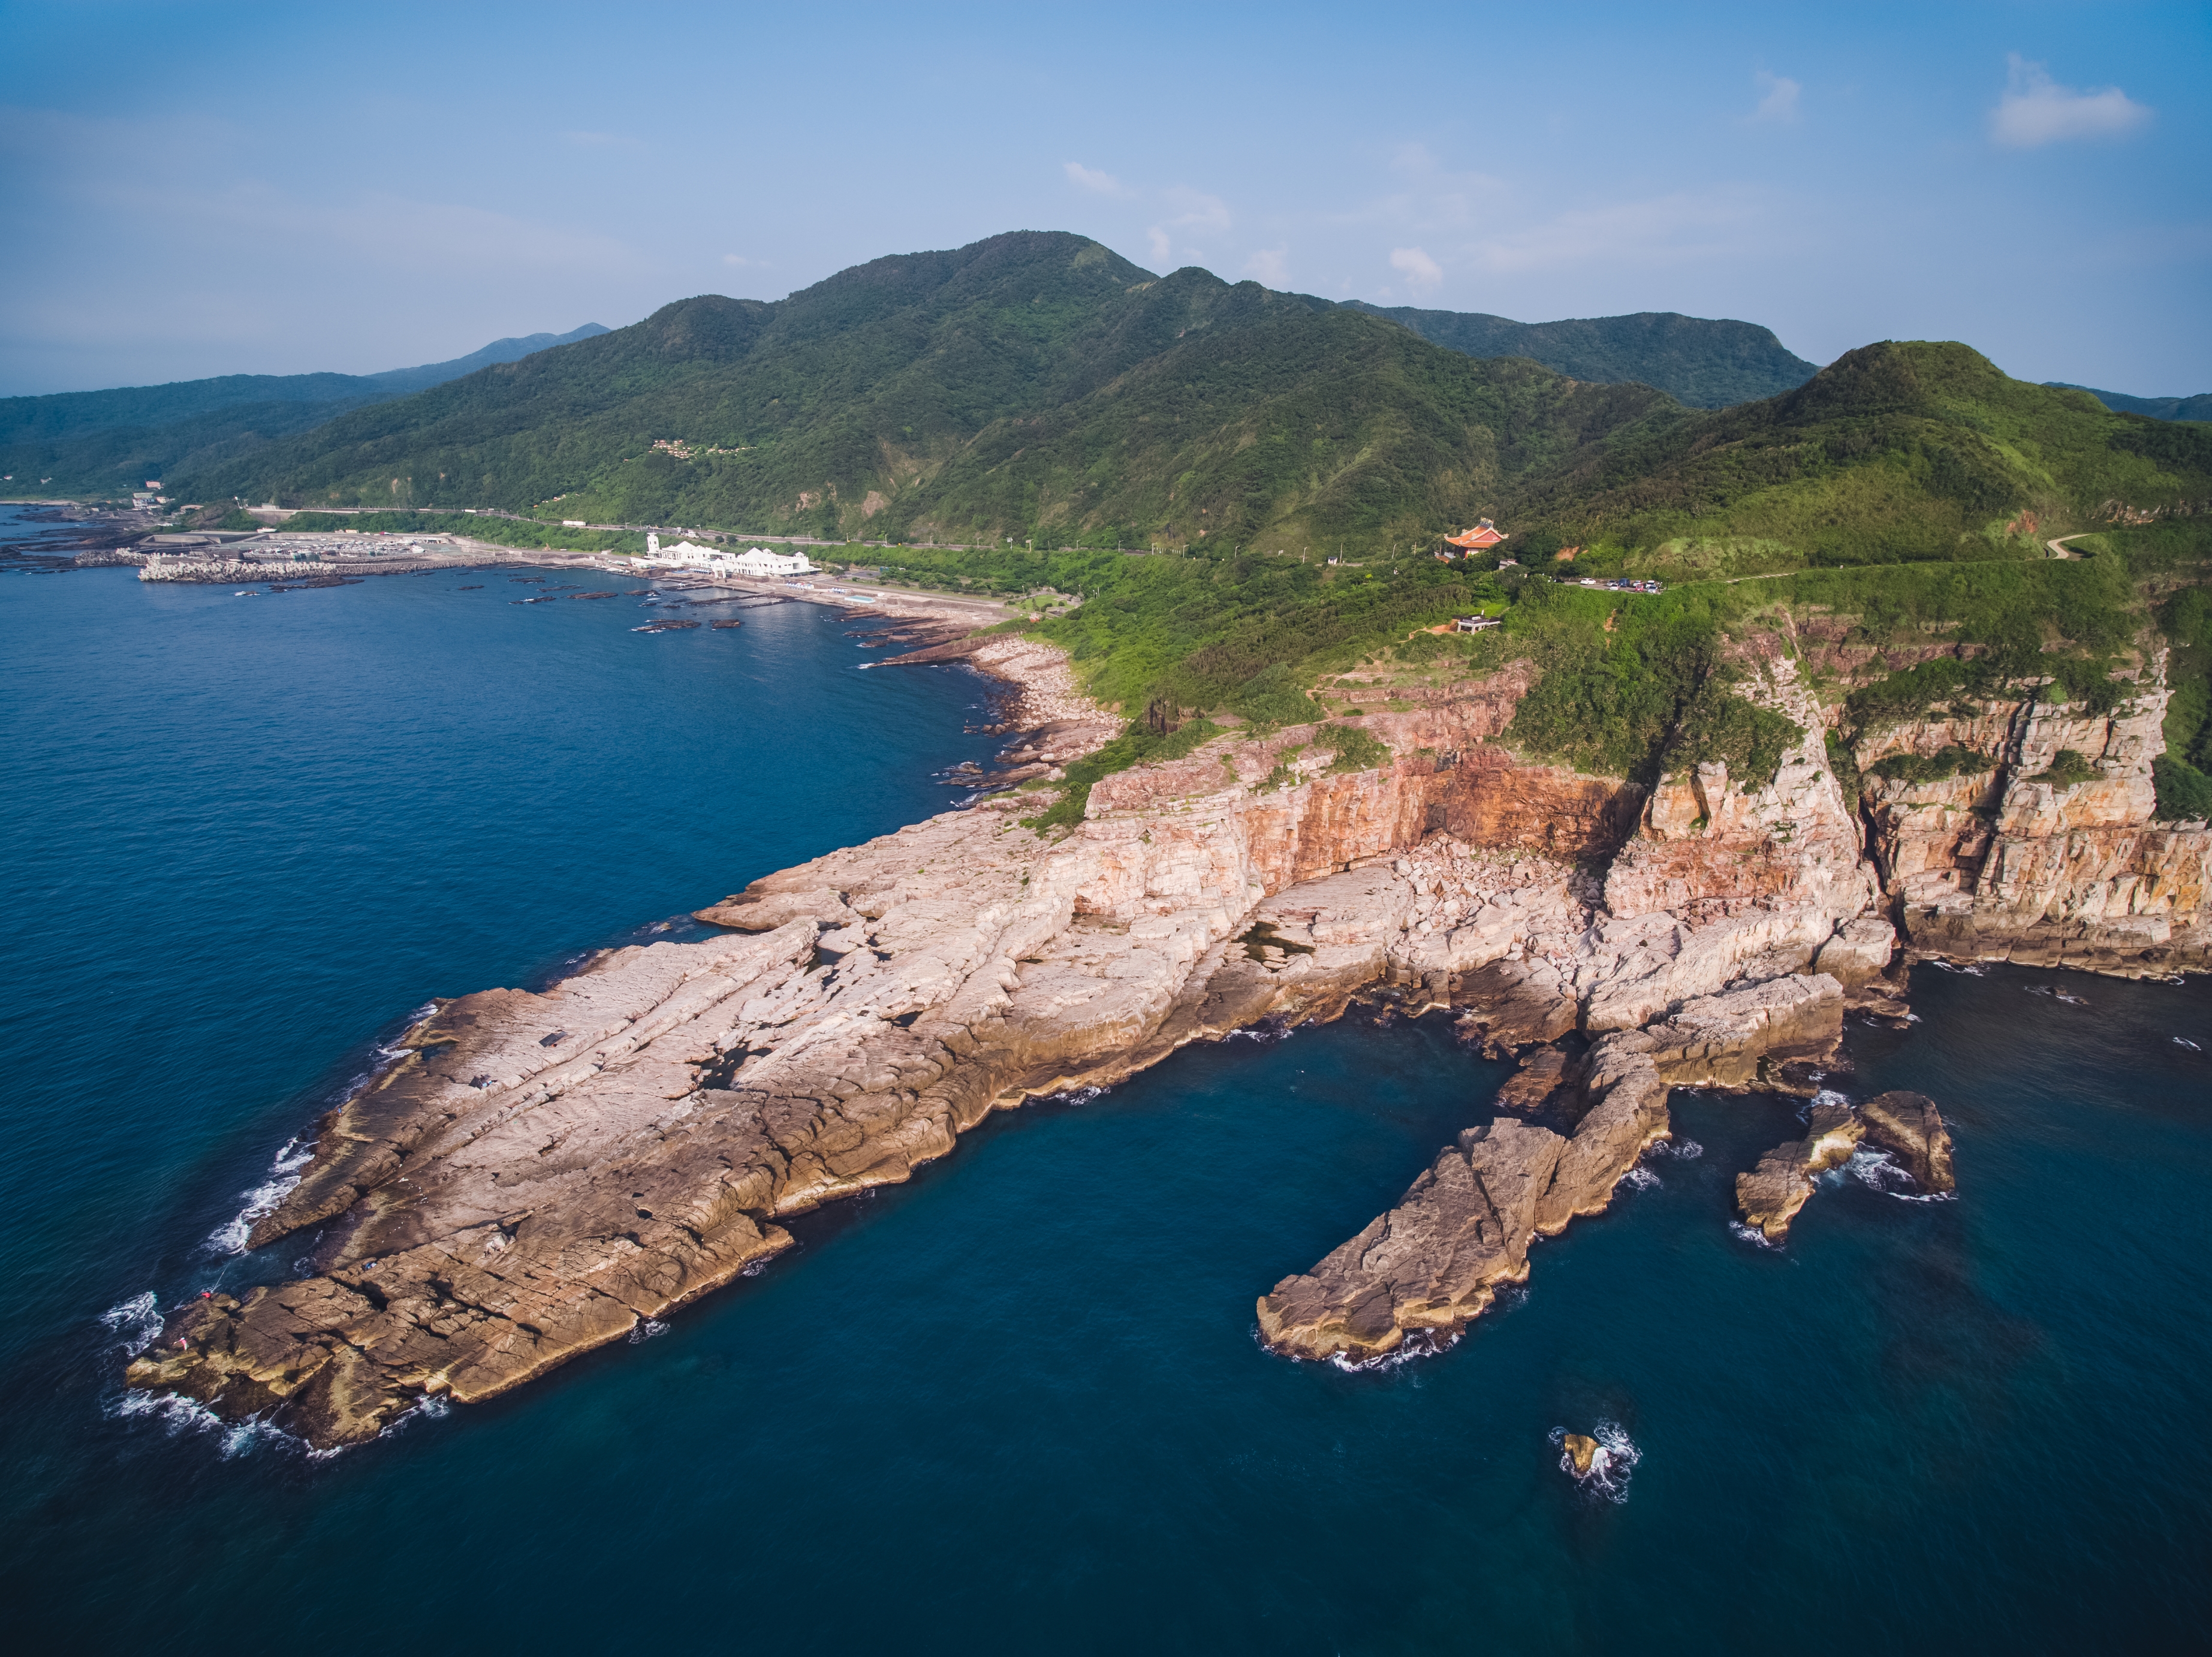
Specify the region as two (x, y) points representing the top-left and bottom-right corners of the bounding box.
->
(1063, 161), (1131, 197)
(1389, 246), (1443, 291)
(1990, 55), (2151, 148)
(1164, 186), (1230, 230)
(1244, 246), (1289, 287)
(1146, 225), (1172, 267)
(1462, 189), (1774, 275)
(723, 254), (768, 267)
(1751, 72), (1801, 124)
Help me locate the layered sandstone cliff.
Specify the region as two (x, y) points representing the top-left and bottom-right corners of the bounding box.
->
(1857, 659), (2209, 975)
(127, 632), (2202, 1445)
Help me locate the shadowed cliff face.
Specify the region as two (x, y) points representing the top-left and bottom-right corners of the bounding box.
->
(126, 641), (2207, 1445)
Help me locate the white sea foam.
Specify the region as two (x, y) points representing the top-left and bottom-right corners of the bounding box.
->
(1841, 1147), (1955, 1203)
(1622, 1165), (1662, 1191)
(2173, 1037), (2201, 1052)
(1658, 1138), (1704, 1161)
(629, 1317), (670, 1344)
(1050, 1084), (1108, 1106)
(99, 1291), (162, 1355)
(1324, 1325), (1460, 1372)
(1550, 1421), (1643, 1502)
(1930, 959), (1988, 976)
(1812, 1088), (1852, 1112)
(382, 1393), (452, 1438)
(205, 1135), (317, 1254)
(111, 1388), (225, 1439)
(1729, 1220), (1779, 1249)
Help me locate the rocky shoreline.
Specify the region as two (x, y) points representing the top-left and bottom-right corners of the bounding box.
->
(128, 626), (2208, 1447)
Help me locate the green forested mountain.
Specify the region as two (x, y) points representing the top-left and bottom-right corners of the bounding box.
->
(176, 234), (1683, 545)
(1341, 302), (1816, 408)
(1503, 342), (2212, 578)
(170, 233), (2211, 571)
(1, 324), (605, 495)
(2048, 384), (2212, 423)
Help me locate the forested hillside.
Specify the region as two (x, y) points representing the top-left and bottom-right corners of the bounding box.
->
(2, 325), (606, 496)
(175, 233), (2206, 570)
(1502, 342), (2212, 579)
(2050, 383), (2212, 423)
(1342, 303), (1816, 408)
(176, 234), (1686, 547)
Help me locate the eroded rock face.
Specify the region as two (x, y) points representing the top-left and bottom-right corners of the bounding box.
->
(1861, 667), (2212, 975)
(123, 632), (2185, 1444)
(1253, 1117), (1567, 1362)
(1734, 1102), (1866, 1243)
(1254, 975), (1843, 1364)
(1858, 1091), (1956, 1192)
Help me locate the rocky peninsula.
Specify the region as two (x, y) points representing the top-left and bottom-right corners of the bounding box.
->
(129, 626), (2209, 1445)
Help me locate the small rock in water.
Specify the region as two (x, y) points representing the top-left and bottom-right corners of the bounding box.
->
(1857, 1091), (1956, 1192)
(1563, 1433), (1600, 1477)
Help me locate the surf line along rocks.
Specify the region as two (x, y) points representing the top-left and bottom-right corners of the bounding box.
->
(124, 642), (1985, 1447)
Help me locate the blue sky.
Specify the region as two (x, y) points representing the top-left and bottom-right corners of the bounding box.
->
(2, 1), (2205, 396)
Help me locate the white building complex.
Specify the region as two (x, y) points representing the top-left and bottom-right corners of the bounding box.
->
(643, 533), (814, 578)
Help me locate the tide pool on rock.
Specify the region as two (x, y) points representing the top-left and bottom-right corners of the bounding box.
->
(4, 514), (2211, 1651)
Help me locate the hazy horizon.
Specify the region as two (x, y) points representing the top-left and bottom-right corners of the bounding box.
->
(3, 0), (2205, 399)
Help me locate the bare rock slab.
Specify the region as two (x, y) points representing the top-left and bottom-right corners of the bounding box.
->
(1857, 1090), (1956, 1192)
(1734, 1102), (1864, 1242)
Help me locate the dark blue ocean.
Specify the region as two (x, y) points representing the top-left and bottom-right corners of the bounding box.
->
(3, 505), (2208, 1652)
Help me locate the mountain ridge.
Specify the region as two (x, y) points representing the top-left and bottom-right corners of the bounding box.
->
(1339, 301), (1818, 409)
(2048, 383), (2212, 424)
(1, 324), (608, 494)
(153, 232), (2212, 570)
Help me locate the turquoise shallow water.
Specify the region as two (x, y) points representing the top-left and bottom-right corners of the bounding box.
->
(3, 507), (2209, 1651)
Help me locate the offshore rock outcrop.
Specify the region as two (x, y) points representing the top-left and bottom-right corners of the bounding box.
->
(126, 635), (2193, 1444)
(1734, 1101), (1866, 1243)
(1858, 1090), (1956, 1192)
(1255, 974), (1844, 1361)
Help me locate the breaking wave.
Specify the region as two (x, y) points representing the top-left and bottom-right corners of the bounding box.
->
(1622, 1165), (1662, 1191)
(98, 1292), (162, 1355)
(204, 1135), (317, 1255)
(1550, 1421), (1642, 1502)
(1729, 1220), (1779, 1249)
(1325, 1325), (1460, 1372)
(1841, 1147), (1955, 1203)
(1647, 1138), (1702, 1161)
(629, 1317), (670, 1344)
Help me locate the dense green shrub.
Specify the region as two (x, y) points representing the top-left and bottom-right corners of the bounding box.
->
(2152, 755), (2212, 821)
(2030, 749), (2099, 787)
(1665, 679), (1803, 786)
(1866, 745), (1996, 784)
(1316, 722), (1393, 773)
(1229, 662), (1327, 728)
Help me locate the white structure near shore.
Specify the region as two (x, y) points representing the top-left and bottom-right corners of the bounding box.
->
(643, 533), (813, 577)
